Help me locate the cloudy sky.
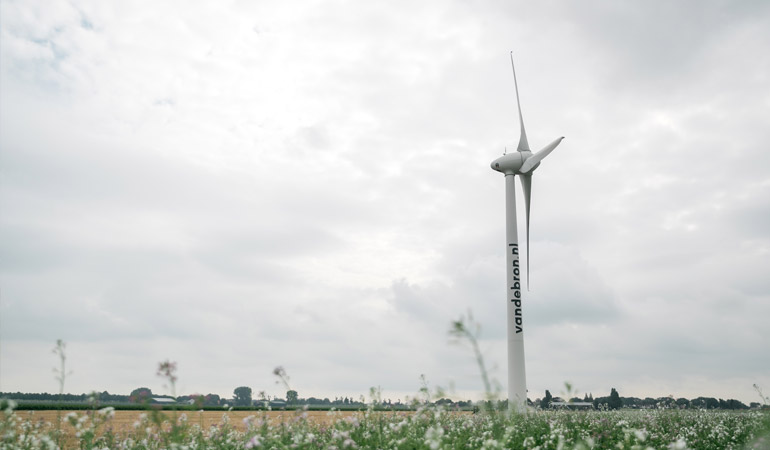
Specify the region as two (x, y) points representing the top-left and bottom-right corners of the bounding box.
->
(2, 0), (769, 405)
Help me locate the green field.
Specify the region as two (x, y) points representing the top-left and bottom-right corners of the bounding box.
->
(2, 399), (768, 449)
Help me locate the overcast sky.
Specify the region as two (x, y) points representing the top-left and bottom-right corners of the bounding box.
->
(2, 0), (769, 405)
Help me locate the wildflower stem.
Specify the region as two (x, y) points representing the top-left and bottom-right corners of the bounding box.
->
(449, 313), (495, 406)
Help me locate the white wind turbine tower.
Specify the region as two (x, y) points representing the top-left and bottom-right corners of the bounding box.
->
(490, 52), (564, 413)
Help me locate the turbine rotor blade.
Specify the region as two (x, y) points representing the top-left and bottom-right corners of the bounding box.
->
(519, 172), (532, 290)
(510, 52), (529, 152)
(520, 136), (564, 173)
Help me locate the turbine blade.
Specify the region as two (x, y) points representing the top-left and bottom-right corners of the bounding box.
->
(519, 172), (532, 290)
(520, 136), (564, 173)
(510, 52), (529, 152)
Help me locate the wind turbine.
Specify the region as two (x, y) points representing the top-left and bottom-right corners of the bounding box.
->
(490, 52), (564, 413)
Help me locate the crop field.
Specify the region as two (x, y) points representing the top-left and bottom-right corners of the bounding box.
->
(10, 408), (440, 434)
(2, 401), (769, 450)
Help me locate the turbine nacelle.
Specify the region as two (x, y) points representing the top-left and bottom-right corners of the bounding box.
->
(490, 151), (533, 175)
(490, 136), (564, 176)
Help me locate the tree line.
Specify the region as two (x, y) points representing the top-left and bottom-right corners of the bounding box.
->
(2, 386), (764, 410)
(536, 387), (763, 410)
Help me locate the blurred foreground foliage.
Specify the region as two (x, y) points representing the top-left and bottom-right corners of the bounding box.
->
(2, 398), (768, 450)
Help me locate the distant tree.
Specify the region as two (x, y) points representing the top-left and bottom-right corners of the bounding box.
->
(130, 387), (153, 403)
(593, 396), (610, 409)
(623, 397), (642, 408)
(204, 394), (221, 406)
(286, 390), (298, 405)
(675, 398), (690, 408)
(609, 388), (622, 410)
(540, 390), (553, 409)
(719, 398), (728, 409)
(692, 397), (719, 409)
(723, 399), (748, 410)
(305, 397), (331, 405)
(233, 386), (252, 406)
(184, 395), (204, 407)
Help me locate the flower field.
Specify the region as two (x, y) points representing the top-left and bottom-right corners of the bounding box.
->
(2, 400), (768, 449)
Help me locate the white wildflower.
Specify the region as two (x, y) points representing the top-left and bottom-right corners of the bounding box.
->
(98, 406), (115, 419)
(424, 425), (445, 450)
(245, 436), (262, 449)
(345, 415), (360, 427)
(3, 400), (17, 415)
(39, 435), (56, 450)
(668, 438), (688, 449)
(482, 438), (502, 449)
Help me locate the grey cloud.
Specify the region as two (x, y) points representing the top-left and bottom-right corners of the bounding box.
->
(2, 0), (769, 404)
(525, 242), (620, 326)
(729, 186), (770, 239)
(557, 0), (770, 92)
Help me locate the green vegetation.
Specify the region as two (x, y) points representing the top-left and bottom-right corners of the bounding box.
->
(2, 398), (768, 449)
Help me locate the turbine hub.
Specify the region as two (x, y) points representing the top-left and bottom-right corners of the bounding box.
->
(491, 151), (532, 175)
